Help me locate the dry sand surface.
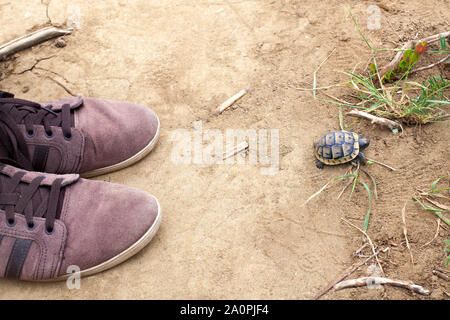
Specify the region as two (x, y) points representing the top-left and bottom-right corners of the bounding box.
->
(0, 0), (449, 299)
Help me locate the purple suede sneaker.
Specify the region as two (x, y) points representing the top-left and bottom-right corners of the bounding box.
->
(0, 91), (160, 177)
(0, 164), (161, 281)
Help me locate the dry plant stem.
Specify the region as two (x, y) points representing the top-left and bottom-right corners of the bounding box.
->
(421, 218), (440, 248)
(402, 202), (414, 264)
(0, 26), (73, 60)
(425, 197), (450, 211)
(313, 247), (387, 300)
(378, 31), (450, 79)
(433, 269), (449, 281)
(347, 110), (403, 131)
(287, 82), (347, 91)
(322, 91), (353, 105)
(353, 242), (370, 257)
(290, 62), (360, 91)
(415, 194), (450, 227)
(366, 157), (397, 171)
(409, 54), (450, 75)
(222, 141), (248, 160)
(333, 277), (431, 296)
(341, 218), (385, 276)
(302, 181), (332, 206)
(214, 88), (249, 115)
(337, 167), (355, 200)
(337, 180), (353, 200)
(313, 47), (336, 99)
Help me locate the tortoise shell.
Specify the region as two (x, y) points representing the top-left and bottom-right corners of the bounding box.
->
(314, 131), (360, 165)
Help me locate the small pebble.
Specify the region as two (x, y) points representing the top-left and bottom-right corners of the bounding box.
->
(55, 38), (67, 48)
(22, 86), (29, 93)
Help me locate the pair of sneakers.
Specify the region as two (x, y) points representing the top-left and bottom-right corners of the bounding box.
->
(0, 90), (161, 281)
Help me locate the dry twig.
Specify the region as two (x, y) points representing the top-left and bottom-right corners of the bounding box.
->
(222, 141), (248, 160)
(287, 81), (347, 91)
(409, 54), (450, 75)
(347, 110), (402, 131)
(334, 276), (431, 296)
(433, 269), (449, 281)
(313, 247), (388, 300)
(366, 157), (397, 171)
(353, 243), (370, 257)
(214, 88), (249, 115)
(0, 26), (72, 60)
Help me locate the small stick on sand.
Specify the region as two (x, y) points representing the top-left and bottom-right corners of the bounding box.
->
(223, 141), (248, 160)
(314, 247), (388, 300)
(409, 54), (450, 75)
(0, 26), (73, 60)
(334, 276), (431, 296)
(402, 202), (414, 265)
(347, 110), (403, 132)
(287, 81), (348, 91)
(433, 269), (449, 281)
(366, 157), (397, 171)
(353, 242), (370, 257)
(214, 88), (250, 115)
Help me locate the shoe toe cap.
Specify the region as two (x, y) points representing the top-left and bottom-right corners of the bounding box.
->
(77, 97), (160, 173)
(59, 179), (160, 275)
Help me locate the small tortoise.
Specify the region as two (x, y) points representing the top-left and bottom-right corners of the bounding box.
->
(313, 131), (370, 169)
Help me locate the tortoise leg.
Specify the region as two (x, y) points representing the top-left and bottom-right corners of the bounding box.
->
(316, 159), (325, 169)
(358, 152), (367, 165)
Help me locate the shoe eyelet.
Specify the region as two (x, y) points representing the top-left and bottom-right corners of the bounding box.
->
(6, 218), (16, 227)
(64, 133), (72, 141)
(27, 222), (36, 230)
(26, 129), (35, 138)
(45, 227), (54, 235)
(45, 129), (54, 138)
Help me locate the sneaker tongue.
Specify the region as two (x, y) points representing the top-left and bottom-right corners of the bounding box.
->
(0, 140), (9, 158)
(0, 121), (19, 156)
(0, 101), (34, 169)
(0, 91), (14, 98)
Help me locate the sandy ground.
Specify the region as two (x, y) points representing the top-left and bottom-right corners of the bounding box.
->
(0, 0), (449, 299)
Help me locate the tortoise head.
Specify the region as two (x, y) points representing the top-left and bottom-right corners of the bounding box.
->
(358, 136), (370, 150)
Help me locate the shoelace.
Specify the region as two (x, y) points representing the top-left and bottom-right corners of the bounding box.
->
(0, 91), (73, 170)
(0, 170), (64, 234)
